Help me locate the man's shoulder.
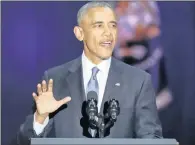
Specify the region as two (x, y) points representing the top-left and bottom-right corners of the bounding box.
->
(45, 57), (80, 77)
(113, 57), (150, 80)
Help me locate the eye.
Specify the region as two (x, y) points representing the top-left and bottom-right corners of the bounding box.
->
(96, 24), (102, 28)
(112, 24), (117, 28)
(109, 23), (117, 28)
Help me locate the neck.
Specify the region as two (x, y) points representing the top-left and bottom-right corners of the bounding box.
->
(84, 50), (102, 65)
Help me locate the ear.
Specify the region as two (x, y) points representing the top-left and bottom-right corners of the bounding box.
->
(73, 26), (84, 41)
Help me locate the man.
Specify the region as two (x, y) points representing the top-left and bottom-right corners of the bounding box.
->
(17, 2), (162, 145)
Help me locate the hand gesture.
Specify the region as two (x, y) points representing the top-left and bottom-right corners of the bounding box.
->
(32, 79), (71, 123)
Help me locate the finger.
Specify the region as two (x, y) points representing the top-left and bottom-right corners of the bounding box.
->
(57, 96), (71, 108)
(32, 92), (38, 101)
(37, 84), (42, 96)
(48, 79), (53, 92)
(42, 80), (47, 92)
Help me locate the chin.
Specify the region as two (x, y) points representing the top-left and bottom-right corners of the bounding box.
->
(100, 54), (112, 60)
(96, 50), (113, 60)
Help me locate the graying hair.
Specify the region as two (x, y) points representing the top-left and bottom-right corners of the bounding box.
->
(77, 1), (114, 26)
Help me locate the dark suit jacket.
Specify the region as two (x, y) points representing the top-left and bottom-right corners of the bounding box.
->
(16, 56), (162, 145)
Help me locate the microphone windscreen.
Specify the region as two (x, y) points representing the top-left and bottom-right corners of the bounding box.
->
(87, 91), (98, 101)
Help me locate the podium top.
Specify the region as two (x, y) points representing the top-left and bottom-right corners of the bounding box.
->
(31, 138), (178, 145)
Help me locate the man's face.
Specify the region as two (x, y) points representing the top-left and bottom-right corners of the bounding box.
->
(78, 7), (118, 62)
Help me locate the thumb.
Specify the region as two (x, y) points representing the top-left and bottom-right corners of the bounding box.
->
(57, 96), (71, 108)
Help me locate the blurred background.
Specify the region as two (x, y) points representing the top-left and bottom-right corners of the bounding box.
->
(1, 1), (195, 145)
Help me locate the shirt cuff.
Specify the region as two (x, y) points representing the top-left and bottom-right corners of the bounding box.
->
(33, 112), (49, 135)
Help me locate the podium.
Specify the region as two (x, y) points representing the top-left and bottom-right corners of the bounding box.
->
(31, 138), (178, 145)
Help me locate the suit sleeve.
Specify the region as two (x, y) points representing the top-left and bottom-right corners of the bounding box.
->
(135, 73), (163, 138)
(16, 71), (54, 145)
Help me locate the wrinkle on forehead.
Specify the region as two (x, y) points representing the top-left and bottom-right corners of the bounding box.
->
(80, 7), (116, 28)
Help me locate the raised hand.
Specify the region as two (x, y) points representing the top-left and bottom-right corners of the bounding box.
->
(32, 79), (71, 124)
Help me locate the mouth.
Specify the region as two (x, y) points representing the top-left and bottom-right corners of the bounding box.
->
(100, 41), (113, 48)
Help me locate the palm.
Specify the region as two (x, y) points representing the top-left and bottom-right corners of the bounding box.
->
(36, 92), (58, 114)
(33, 79), (71, 116)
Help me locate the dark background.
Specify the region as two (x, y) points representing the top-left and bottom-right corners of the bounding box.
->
(2, 1), (195, 145)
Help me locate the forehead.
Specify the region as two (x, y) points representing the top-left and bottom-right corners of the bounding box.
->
(83, 7), (116, 23)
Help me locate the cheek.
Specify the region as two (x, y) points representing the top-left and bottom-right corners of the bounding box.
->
(91, 33), (101, 45)
(113, 30), (118, 39)
(85, 34), (94, 45)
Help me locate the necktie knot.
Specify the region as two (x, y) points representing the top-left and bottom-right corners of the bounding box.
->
(92, 67), (99, 79)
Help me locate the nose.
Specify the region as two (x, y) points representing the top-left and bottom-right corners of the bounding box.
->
(103, 26), (111, 36)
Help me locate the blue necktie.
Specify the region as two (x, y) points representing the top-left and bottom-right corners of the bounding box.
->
(86, 67), (99, 137)
(86, 67), (99, 96)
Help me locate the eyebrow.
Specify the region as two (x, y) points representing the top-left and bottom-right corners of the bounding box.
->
(91, 21), (117, 25)
(110, 21), (117, 25)
(91, 21), (104, 25)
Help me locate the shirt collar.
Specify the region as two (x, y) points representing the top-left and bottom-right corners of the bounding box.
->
(81, 51), (111, 74)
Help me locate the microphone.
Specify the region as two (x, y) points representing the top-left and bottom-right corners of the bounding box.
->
(107, 99), (120, 121)
(86, 91), (98, 128)
(105, 99), (120, 120)
(104, 99), (120, 130)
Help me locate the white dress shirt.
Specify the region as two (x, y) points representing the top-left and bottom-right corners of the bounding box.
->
(82, 51), (111, 112)
(33, 51), (111, 135)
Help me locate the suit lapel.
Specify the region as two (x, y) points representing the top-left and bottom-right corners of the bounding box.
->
(65, 57), (86, 109)
(99, 58), (123, 114)
(65, 56), (123, 117)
